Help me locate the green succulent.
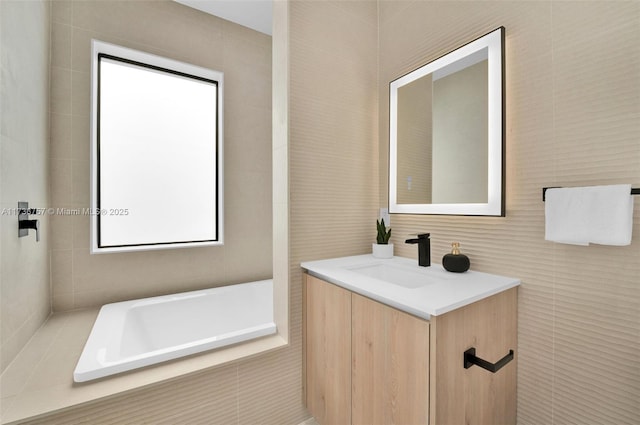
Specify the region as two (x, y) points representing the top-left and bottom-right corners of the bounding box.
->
(376, 219), (392, 244)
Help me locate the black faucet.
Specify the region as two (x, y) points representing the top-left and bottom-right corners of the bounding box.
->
(405, 233), (430, 267)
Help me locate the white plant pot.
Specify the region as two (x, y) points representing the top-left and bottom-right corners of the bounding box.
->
(372, 243), (394, 259)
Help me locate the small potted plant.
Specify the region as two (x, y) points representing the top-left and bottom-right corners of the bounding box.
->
(373, 218), (393, 259)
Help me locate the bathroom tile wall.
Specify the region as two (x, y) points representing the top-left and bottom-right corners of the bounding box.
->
(289, 0), (380, 261)
(48, 0), (273, 310)
(0, 0), (51, 373)
(379, 2), (639, 424)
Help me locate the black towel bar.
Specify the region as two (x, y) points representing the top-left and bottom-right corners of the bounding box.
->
(464, 347), (514, 373)
(542, 186), (640, 202)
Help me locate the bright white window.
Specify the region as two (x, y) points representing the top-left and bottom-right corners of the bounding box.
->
(91, 40), (224, 253)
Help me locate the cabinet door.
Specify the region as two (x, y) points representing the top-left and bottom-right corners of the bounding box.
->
(432, 287), (517, 425)
(352, 293), (430, 425)
(304, 275), (352, 425)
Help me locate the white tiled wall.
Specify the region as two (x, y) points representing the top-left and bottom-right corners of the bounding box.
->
(1, 0), (51, 373)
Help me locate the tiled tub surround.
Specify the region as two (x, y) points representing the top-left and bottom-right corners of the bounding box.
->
(0, 308), (286, 424)
(0, 1), (301, 424)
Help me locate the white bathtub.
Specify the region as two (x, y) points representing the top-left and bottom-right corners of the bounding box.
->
(74, 279), (276, 383)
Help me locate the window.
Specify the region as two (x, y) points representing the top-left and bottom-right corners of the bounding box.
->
(91, 40), (223, 253)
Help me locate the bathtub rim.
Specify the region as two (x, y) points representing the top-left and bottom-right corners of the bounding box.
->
(73, 279), (277, 383)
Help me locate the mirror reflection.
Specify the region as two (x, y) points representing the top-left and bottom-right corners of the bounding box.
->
(389, 27), (504, 216)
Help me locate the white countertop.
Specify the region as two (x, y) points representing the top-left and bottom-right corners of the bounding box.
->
(301, 255), (520, 320)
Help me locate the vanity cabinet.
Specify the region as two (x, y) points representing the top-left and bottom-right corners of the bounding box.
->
(303, 273), (517, 425)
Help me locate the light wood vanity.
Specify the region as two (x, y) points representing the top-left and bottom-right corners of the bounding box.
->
(302, 255), (518, 425)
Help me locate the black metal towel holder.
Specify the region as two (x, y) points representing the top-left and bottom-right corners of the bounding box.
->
(542, 186), (640, 202)
(464, 347), (514, 373)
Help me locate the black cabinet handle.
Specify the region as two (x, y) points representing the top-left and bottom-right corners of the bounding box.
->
(464, 347), (513, 373)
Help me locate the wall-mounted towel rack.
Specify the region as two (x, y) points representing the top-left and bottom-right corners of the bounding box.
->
(542, 187), (640, 202)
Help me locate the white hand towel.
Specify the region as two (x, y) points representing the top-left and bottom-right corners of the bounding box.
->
(545, 184), (634, 246)
(545, 187), (590, 245)
(587, 184), (634, 246)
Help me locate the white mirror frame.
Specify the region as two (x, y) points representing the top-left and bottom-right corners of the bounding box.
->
(90, 40), (224, 254)
(389, 27), (505, 216)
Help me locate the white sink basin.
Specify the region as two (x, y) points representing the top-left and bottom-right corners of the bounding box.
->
(346, 262), (444, 288)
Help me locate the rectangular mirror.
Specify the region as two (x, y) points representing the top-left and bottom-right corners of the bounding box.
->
(91, 40), (224, 253)
(389, 27), (505, 216)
